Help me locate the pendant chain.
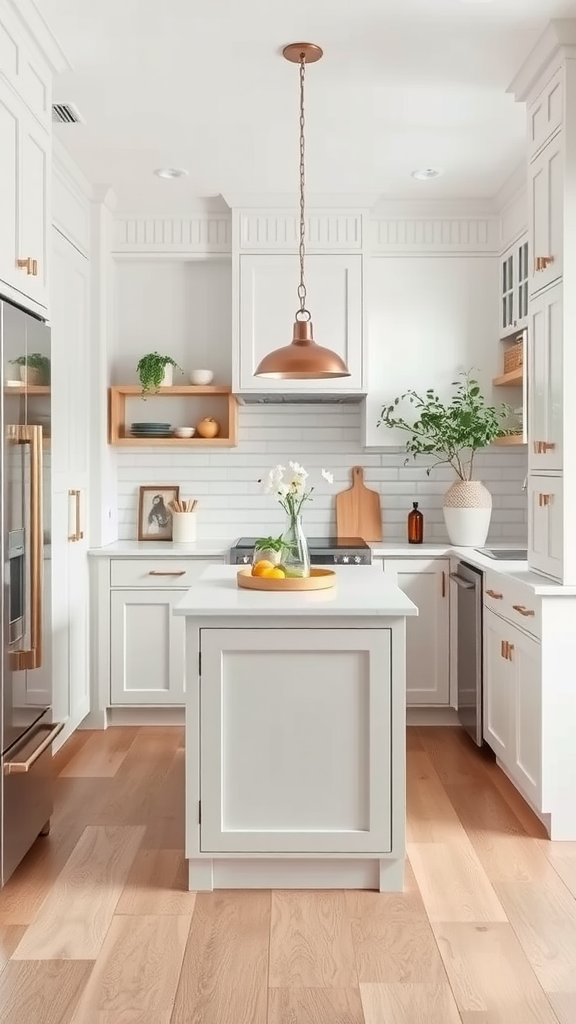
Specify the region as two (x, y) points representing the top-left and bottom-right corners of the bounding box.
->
(296, 54), (309, 321)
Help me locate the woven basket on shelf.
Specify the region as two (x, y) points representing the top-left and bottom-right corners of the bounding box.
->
(504, 339), (523, 373)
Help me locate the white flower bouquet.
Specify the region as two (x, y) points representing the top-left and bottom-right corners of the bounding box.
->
(259, 461), (333, 519)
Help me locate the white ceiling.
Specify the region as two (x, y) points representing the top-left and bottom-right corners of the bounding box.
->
(39, 0), (575, 208)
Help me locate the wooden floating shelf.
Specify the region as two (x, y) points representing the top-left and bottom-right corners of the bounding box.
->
(493, 434), (525, 446)
(4, 384), (50, 395)
(493, 367), (523, 387)
(108, 384), (238, 448)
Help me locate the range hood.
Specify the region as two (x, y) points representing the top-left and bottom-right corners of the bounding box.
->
(237, 392), (366, 405)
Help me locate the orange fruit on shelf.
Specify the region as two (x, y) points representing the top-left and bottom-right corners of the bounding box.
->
(261, 566), (286, 579)
(251, 559), (275, 577)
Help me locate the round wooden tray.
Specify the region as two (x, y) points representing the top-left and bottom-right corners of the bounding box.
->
(237, 567), (337, 592)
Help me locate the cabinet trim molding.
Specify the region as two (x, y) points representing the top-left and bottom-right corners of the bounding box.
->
(371, 216), (499, 255)
(113, 215), (232, 255)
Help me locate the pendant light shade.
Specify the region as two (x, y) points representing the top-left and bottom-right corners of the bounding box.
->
(254, 43), (350, 381)
(255, 317), (350, 379)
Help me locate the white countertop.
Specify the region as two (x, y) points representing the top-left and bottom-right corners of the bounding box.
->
(88, 538), (575, 596)
(173, 564), (419, 618)
(88, 539), (231, 558)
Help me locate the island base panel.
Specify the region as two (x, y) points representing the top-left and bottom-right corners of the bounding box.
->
(187, 857), (404, 892)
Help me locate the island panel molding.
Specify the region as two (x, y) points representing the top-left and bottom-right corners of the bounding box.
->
(113, 216), (232, 254)
(371, 215), (500, 255)
(236, 210), (364, 251)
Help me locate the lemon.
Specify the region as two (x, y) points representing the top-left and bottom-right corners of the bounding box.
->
(261, 566), (286, 579)
(252, 559), (275, 577)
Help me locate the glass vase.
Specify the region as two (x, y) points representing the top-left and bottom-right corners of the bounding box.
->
(280, 513), (310, 578)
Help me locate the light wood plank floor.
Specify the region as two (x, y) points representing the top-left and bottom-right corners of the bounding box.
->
(0, 725), (574, 1024)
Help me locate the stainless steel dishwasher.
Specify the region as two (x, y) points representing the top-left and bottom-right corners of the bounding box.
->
(450, 560), (483, 746)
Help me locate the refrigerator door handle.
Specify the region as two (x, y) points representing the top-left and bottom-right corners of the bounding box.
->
(7, 424), (44, 671)
(3, 722), (63, 774)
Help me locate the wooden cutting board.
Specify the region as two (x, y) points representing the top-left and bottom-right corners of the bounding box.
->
(335, 466), (383, 542)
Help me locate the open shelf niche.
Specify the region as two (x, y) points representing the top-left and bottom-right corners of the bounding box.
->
(109, 385), (238, 447)
(491, 326), (526, 446)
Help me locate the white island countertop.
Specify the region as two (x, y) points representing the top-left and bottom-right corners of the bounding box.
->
(173, 564), (418, 618)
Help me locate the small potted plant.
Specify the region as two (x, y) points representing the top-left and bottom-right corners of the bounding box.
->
(136, 352), (182, 395)
(10, 353), (50, 386)
(378, 373), (513, 547)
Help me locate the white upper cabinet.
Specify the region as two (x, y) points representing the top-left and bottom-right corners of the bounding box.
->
(0, 3), (54, 314)
(527, 68), (563, 159)
(529, 133), (563, 295)
(528, 281), (562, 473)
(235, 253), (364, 393)
(364, 256), (499, 447)
(528, 475), (564, 582)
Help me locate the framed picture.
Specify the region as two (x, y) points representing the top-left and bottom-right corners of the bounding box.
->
(137, 485), (180, 541)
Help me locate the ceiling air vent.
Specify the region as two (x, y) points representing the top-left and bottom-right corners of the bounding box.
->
(52, 103), (84, 124)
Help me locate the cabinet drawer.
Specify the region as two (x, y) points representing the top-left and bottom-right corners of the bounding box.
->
(110, 558), (221, 588)
(483, 570), (541, 639)
(528, 68), (563, 159)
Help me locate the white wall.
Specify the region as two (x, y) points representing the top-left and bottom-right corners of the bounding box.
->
(116, 403), (527, 542)
(112, 255), (527, 543)
(112, 259), (232, 385)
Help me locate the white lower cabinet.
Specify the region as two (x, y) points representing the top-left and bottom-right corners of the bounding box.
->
(110, 590), (186, 705)
(199, 627), (391, 854)
(381, 558), (450, 705)
(107, 557), (222, 707)
(483, 607), (542, 809)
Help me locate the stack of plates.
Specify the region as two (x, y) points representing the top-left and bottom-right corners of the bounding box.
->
(130, 421), (172, 438)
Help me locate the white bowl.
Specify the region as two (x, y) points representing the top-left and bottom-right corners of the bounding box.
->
(189, 369), (214, 386)
(173, 427), (196, 438)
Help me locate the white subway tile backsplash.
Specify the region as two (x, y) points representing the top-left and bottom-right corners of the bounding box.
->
(116, 404), (528, 542)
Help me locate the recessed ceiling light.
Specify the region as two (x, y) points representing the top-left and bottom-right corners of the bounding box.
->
(411, 168), (444, 181)
(153, 167), (189, 179)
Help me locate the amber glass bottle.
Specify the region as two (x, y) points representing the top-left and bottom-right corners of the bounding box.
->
(407, 501), (424, 544)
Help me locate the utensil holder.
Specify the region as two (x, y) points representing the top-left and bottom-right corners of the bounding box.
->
(172, 512), (197, 543)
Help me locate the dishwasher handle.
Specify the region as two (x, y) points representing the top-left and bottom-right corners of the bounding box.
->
(449, 572), (476, 590)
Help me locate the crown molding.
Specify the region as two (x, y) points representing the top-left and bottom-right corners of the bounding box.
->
(508, 18), (576, 103)
(221, 192), (381, 210)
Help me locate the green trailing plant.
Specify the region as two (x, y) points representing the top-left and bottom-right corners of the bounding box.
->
(378, 372), (513, 481)
(136, 352), (181, 395)
(10, 353), (51, 383)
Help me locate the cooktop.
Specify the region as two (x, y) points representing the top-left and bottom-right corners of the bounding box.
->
(233, 536), (370, 550)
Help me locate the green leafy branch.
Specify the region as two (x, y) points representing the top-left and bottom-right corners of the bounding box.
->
(377, 372), (514, 481)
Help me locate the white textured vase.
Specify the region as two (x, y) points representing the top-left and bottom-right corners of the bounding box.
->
(443, 480), (492, 547)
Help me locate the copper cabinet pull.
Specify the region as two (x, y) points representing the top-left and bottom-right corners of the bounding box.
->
(501, 640), (509, 659)
(534, 440), (555, 454)
(535, 255), (554, 271)
(508, 643), (514, 660)
(148, 570), (187, 576)
(68, 489), (83, 542)
(16, 256), (37, 275)
(441, 570), (446, 598)
(4, 722), (64, 774)
(538, 493), (551, 507)
(512, 604), (535, 617)
(7, 425), (43, 670)
(486, 589), (503, 599)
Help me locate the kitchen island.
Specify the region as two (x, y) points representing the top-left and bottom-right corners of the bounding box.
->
(174, 564), (418, 891)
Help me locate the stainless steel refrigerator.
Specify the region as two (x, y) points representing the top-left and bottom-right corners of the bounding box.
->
(0, 298), (61, 888)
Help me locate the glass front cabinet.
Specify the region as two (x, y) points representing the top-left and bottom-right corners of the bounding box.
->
(501, 234), (529, 337)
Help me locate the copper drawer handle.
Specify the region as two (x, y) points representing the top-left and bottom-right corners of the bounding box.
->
(148, 570), (186, 576)
(512, 604), (535, 617)
(535, 255), (554, 271)
(486, 589), (503, 599)
(538, 493), (552, 507)
(16, 256), (37, 276)
(4, 722), (64, 774)
(534, 441), (555, 454)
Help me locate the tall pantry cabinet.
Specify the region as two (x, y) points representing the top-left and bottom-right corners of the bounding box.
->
(511, 25), (576, 584)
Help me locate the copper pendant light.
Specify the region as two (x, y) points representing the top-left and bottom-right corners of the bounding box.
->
(254, 43), (351, 380)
